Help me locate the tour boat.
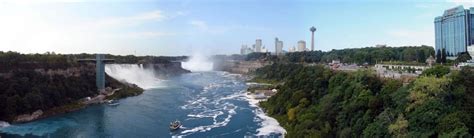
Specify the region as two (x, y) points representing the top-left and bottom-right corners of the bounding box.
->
(169, 120), (182, 131)
(107, 100), (120, 106)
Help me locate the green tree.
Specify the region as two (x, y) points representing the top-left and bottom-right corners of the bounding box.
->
(388, 114), (408, 137)
(436, 49), (442, 63)
(455, 52), (471, 63)
(441, 48), (447, 63)
(421, 65), (450, 78)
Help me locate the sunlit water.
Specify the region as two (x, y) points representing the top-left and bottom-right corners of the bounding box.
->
(0, 72), (285, 137)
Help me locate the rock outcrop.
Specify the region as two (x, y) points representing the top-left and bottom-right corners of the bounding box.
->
(14, 110), (43, 123)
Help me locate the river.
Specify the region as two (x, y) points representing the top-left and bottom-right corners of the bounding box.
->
(0, 71), (285, 137)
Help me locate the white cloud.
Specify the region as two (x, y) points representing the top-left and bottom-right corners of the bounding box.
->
(88, 10), (166, 29)
(0, 5), (176, 55)
(188, 20), (262, 34)
(0, 0), (84, 4)
(386, 26), (434, 46)
(189, 20), (209, 31)
(188, 20), (229, 34)
(447, 0), (474, 7)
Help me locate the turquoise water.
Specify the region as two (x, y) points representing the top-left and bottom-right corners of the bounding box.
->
(0, 72), (284, 138)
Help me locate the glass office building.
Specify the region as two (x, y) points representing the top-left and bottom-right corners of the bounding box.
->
(434, 6), (474, 57)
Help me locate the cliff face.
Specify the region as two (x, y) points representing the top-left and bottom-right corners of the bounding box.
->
(143, 62), (190, 78)
(0, 63), (144, 123)
(214, 60), (270, 74)
(0, 64), (99, 122)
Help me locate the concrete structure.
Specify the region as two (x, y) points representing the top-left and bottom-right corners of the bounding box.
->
(96, 54), (106, 90)
(275, 37), (283, 55)
(297, 40), (306, 52)
(255, 39), (262, 52)
(310, 26), (316, 51)
(77, 54), (114, 92)
(434, 6), (474, 57)
(374, 64), (429, 81)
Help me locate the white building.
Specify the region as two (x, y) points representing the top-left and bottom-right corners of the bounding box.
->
(460, 45), (474, 66)
(261, 46), (268, 53)
(297, 40), (306, 52)
(255, 39), (262, 52)
(289, 46), (296, 52)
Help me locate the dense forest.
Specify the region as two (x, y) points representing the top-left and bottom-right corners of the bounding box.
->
(70, 53), (188, 64)
(0, 51), (188, 72)
(256, 63), (474, 137)
(245, 46), (435, 65)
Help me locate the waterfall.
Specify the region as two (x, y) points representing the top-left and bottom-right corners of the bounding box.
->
(105, 64), (163, 89)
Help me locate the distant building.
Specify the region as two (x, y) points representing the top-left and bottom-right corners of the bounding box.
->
(435, 6), (474, 57)
(375, 44), (386, 48)
(289, 46), (296, 52)
(261, 46), (268, 53)
(425, 55), (435, 67)
(275, 37), (284, 55)
(240, 45), (254, 55)
(297, 40), (306, 52)
(255, 39), (262, 52)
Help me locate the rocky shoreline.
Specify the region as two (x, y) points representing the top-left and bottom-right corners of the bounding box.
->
(10, 86), (139, 124)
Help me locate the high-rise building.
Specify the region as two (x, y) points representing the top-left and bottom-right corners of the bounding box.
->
(255, 39), (262, 52)
(435, 6), (474, 57)
(297, 40), (306, 52)
(275, 37), (284, 55)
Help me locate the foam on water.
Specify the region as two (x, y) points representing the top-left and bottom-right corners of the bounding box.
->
(177, 79), (243, 136)
(0, 121), (10, 128)
(0, 118), (78, 136)
(245, 91), (287, 136)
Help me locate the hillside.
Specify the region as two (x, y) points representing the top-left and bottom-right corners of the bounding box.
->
(255, 63), (474, 137)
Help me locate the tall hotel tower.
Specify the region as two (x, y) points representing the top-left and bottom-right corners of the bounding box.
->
(435, 6), (474, 57)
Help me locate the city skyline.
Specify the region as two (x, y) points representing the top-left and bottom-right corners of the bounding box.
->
(0, 0), (472, 56)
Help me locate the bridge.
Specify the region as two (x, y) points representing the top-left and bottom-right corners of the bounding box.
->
(77, 54), (115, 92)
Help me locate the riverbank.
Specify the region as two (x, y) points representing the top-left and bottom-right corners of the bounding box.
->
(244, 81), (287, 136)
(8, 84), (143, 124)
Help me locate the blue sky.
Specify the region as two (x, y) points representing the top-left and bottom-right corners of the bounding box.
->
(0, 0), (472, 56)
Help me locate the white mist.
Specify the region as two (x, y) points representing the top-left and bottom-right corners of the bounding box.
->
(182, 53), (214, 72)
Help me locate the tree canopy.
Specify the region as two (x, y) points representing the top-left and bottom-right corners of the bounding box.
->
(256, 63), (474, 137)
